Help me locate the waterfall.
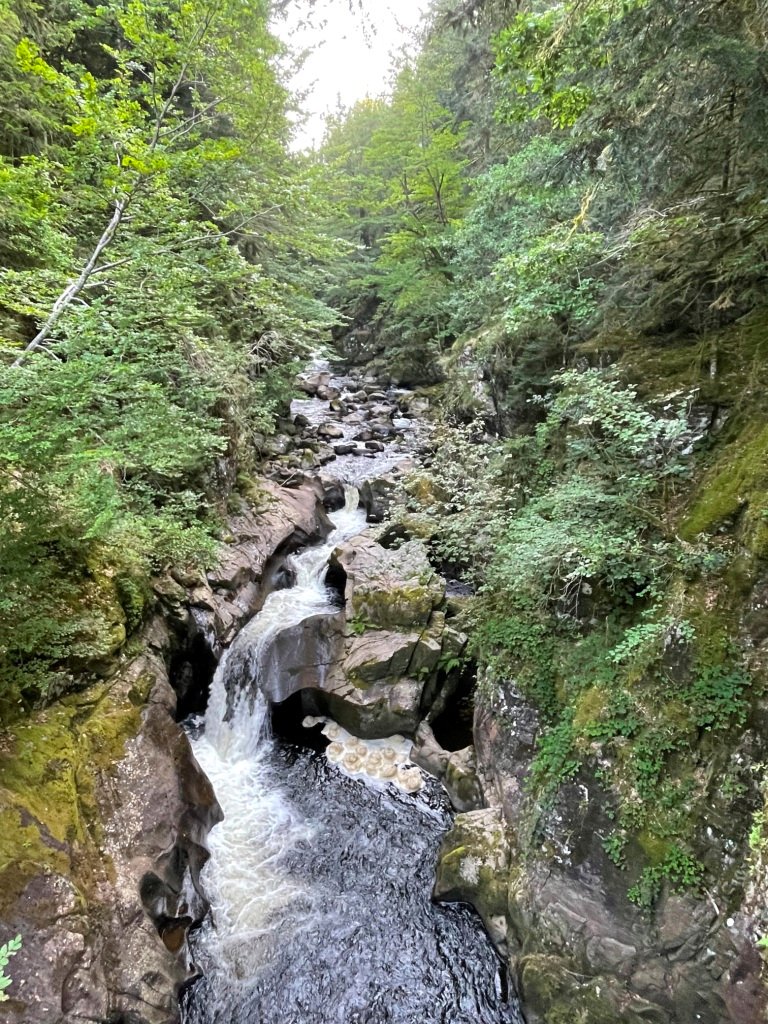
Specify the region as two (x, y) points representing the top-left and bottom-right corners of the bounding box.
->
(188, 490), (366, 971)
(184, 433), (521, 1023)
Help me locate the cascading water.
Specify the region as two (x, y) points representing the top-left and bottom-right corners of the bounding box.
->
(184, 383), (523, 1022)
(188, 490), (366, 972)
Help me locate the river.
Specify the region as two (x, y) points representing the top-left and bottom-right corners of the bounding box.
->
(181, 363), (522, 1024)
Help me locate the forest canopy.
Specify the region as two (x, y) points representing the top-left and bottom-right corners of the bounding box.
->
(0, 0), (340, 705)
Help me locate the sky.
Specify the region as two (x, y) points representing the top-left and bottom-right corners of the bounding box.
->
(275, 0), (432, 150)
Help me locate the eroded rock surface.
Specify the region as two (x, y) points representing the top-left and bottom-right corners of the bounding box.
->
(0, 624), (220, 1024)
(435, 679), (768, 1024)
(245, 530), (468, 739)
(0, 476), (336, 1023)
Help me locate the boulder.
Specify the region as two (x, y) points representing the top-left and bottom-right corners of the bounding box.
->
(256, 613), (426, 738)
(367, 403), (395, 420)
(328, 534), (444, 630)
(316, 385), (340, 401)
(317, 422), (345, 440)
(411, 722), (483, 812)
(0, 626), (221, 1024)
(360, 474), (400, 523)
(296, 370), (330, 396)
(434, 808), (511, 950)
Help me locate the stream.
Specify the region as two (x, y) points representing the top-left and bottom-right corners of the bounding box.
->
(182, 363), (522, 1024)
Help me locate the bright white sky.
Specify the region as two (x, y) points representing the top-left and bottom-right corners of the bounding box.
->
(275, 0), (432, 150)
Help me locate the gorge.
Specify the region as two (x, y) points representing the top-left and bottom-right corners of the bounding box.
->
(2, 0), (768, 1022)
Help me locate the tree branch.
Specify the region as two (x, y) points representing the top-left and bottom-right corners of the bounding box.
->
(11, 1), (223, 368)
(11, 196), (129, 367)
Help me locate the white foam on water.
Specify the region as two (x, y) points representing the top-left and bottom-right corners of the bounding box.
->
(189, 489), (366, 976)
(303, 717), (425, 794)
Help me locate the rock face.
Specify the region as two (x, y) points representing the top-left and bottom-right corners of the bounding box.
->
(328, 532), (443, 629)
(0, 621), (221, 1024)
(162, 477), (331, 664)
(411, 722), (483, 812)
(249, 531), (467, 739)
(0, 476), (335, 1023)
(435, 679), (768, 1024)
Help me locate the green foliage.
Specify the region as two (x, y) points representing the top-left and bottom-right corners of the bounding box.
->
(530, 717), (580, 796)
(0, 934), (22, 1002)
(0, 0), (341, 706)
(396, 363), (754, 901)
(627, 847), (704, 909)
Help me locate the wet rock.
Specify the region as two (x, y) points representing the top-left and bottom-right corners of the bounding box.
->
(329, 534), (444, 630)
(411, 721), (451, 777)
(445, 746), (484, 812)
(316, 385), (340, 401)
(333, 442), (358, 456)
(368, 403), (395, 419)
(323, 676), (425, 738)
(370, 422), (397, 439)
(199, 479), (332, 647)
(360, 474), (399, 523)
(296, 370), (330, 396)
(434, 808), (511, 945)
(316, 443), (337, 465)
(258, 613), (425, 738)
(364, 440), (386, 453)
(317, 422), (345, 440)
(319, 476), (346, 512)
(0, 631), (221, 1024)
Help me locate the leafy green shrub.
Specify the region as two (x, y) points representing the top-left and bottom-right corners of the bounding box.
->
(0, 934), (21, 1002)
(628, 847), (704, 909)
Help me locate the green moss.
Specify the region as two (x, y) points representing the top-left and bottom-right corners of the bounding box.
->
(0, 679), (145, 916)
(621, 310), (768, 406)
(636, 830), (671, 866)
(572, 685), (608, 732)
(520, 954), (633, 1024)
(682, 420), (768, 553)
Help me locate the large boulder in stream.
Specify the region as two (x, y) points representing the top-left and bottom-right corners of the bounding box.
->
(0, 619), (220, 1024)
(328, 533), (443, 630)
(259, 609), (444, 738)
(253, 532), (467, 739)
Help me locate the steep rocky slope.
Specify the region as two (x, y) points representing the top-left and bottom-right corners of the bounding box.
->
(0, 479), (332, 1023)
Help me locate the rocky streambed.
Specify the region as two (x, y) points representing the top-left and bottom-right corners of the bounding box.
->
(3, 357), (765, 1024)
(0, 360), (518, 1023)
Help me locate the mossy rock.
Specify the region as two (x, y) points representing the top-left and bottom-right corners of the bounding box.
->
(332, 534), (445, 631)
(434, 808), (510, 924)
(0, 676), (151, 918)
(682, 419), (768, 555)
(520, 954), (639, 1024)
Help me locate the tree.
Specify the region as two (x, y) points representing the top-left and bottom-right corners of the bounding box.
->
(0, 0), (340, 709)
